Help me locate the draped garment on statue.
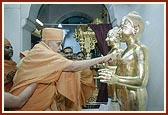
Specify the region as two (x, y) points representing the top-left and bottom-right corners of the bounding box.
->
(4, 60), (17, 92)
(9, 42), (82, 111)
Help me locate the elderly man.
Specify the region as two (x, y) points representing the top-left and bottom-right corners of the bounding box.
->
(10, 28), (116, 111)
(75, 51), (96, 108)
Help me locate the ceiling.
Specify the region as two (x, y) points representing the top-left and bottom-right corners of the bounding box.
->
(37, 4), (109, 26)
(32, 4), (110, 46)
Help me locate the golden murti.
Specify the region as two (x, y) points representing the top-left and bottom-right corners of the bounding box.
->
(104, 27), (123, 101)
(99, 11), (149, 111)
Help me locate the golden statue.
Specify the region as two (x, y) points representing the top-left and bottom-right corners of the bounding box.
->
(99, 11), (149, 111)
(98, 27), (123, 103)
(105, 27), (123, 70)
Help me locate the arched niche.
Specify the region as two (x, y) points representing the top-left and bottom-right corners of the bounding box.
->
(24, 3), (115, 44)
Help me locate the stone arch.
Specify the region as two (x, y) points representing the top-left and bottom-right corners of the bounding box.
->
(23, 4), (42, 32)
(25, 4), (116, 28)
(57, 12), (94, 24)
(21, 4), (42, 51)
(22, 4), (116, 50)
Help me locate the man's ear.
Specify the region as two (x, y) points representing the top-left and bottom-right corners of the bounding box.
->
(134, 25), (140, 35)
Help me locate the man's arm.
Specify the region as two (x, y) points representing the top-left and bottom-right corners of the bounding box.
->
(4, 83), (37, 108)
(63, 53), (115, 71)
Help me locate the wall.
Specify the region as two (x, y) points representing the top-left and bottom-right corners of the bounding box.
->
(4, 4), (40, 63)
(63, 27), (81, 53)
(4, 4), (22, 63)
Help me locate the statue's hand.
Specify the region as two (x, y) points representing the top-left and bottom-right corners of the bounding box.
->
(98, 69), (113, 84)
(98, 68), (119, 84)
(111, 73), (119, 84)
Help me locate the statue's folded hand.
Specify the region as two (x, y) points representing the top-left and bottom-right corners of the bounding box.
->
(98, 69), (113, 84)
(98, 69), (119, 84)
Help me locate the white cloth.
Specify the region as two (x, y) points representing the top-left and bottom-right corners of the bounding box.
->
(99, 98), (120, 111)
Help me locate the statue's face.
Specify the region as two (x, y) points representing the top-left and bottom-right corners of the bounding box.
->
(105, 28), (120, 46)
(120, 18), (135, 42)
(106, 31), (116, 46)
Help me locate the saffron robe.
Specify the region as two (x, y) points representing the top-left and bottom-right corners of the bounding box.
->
(10, 42), (82, 111)
(4, 59), (17, 92)
(56, 68), (95, 110)
(80, 68), (95, 107)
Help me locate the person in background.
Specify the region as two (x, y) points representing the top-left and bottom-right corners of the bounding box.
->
(17, 50), (30, 68)
(10, 28), (117, 111)
(62, 47), (74, 60)
(4, 38), (17, 92)
(19, 50), (30, 59)
(76, 51), (85, 60)
(75, 51), (95, 108)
